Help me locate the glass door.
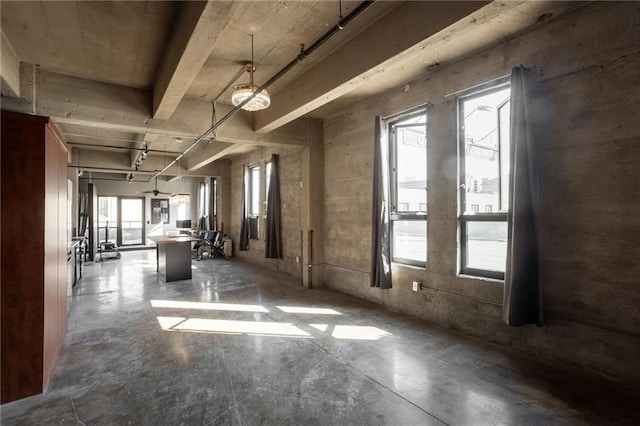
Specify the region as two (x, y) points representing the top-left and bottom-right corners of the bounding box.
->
(98, 196), (118, 244)
(120, 198), (144, 246)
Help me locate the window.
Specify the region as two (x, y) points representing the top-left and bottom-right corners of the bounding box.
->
(198, 181), (207, 219)
(397, 202), (410, 212)
(389, 111), (427, 267)
(98, 196), (118, 244)
(98, 196), (144, 246)
(459, 84), (511, 279)
(248, 165), (260, 239)
(264, 161), (272, 218)
(211, 178), (218, 230)
(249, 165), (260, 216)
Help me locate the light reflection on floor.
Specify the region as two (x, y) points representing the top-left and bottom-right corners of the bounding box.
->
(151, 299), (269, 312)
(157, 316), (312, 338)
(276, 306), (342, 315)
(152, 300), (392, 340)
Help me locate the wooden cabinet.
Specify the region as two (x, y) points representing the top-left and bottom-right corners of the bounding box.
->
(1, 110), (69, 404)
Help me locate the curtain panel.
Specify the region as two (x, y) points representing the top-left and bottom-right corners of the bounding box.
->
(239, 166), (250, 251)
(503, 65), (543, 326)
(208, 177), (216, 231)
(370, 116), (392, 289)
(265, 154), (282, 258)
(78, 192), (89, 237)
(198, 181), (207, 230)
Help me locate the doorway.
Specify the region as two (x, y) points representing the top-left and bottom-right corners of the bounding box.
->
(98, 196), (145, 246)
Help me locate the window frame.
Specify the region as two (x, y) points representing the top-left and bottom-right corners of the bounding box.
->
(388, 109), (428, 268)
(458, 80), (510, 280)
(248, 164), (260, 218)
(248, 164), (260, 240)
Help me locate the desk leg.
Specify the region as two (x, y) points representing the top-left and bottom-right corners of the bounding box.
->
(156, 245), (159, 272)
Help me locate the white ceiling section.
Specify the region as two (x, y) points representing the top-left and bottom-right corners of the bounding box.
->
(0, 1), (583, 182)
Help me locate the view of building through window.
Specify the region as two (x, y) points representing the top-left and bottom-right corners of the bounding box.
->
(459, 86), (511, 277)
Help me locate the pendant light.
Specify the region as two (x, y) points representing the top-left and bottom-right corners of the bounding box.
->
(231, 35), (270, 111)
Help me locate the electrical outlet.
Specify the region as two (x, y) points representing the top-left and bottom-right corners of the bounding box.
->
(412, 281), (421, 292)
(295, 256), (300, 263)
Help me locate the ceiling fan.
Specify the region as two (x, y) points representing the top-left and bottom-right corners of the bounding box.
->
(137, 177), (172, 197)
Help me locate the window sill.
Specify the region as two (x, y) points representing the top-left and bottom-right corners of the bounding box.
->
(392, 262), (426, 271)
(458, 273), (504, 284)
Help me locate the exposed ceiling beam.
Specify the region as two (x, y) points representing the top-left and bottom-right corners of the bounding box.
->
(254, 1), (489, 133)
(2, 65), (311, 148)
(1, 31), (21, 97)
(153, 1), (238, 120)
(185, 141), (236, 171)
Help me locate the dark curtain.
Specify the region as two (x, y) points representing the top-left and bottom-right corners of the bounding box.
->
(239, 166), (250, 251)
(208, 177), (217, 231)
(370, 116), (392, 288)
(503, 65), (543, 326)
(198, 181), (207, 230)
(265, 154), (282, 258)
(78, 192), (89, 236)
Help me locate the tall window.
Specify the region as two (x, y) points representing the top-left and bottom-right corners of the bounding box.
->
(389, 111), (427, 267)
(248, 164), (260, 239)
(264, 161), (272, 218)
(459, 84), (511, 279)
(198, 181), (207, 219)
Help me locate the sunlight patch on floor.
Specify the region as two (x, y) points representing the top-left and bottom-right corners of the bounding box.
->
(277, 306), (342, 315)
(151, 299), (269, 312)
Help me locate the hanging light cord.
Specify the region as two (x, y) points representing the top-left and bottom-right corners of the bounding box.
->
(250, 34), (255, 87)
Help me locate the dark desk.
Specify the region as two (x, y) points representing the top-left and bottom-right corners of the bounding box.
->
(149, 236), (198, 282)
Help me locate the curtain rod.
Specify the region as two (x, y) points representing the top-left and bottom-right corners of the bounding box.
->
(444, 74), (510, 99)
(381, 103), (431, 121)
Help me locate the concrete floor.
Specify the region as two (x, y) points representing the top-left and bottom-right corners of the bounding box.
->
(2, 251), (638, 425)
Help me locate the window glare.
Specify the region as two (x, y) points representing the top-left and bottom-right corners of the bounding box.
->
(392, 220), (427, 264)
(396, 126), (427, 213)
(465, 221), (507, 272)
(250, 166), (260, 215)
(462, 87), (510, 215)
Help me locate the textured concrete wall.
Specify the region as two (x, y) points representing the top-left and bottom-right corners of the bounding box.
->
(229, 146), (304, 278)
(322, 1), (640, 385)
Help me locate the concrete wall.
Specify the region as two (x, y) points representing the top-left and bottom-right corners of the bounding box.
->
(224, 2), (639, 386)
(322, 1), (640, 386)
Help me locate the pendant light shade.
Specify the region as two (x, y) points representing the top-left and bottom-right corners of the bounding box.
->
(231, 36), (270, 112)
(231, 64), (270, 111)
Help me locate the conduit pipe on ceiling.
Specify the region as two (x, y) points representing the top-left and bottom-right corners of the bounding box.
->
(67, 142), (182, 155)
(150, 0), (376, 182)
(67, 164), (156, 175)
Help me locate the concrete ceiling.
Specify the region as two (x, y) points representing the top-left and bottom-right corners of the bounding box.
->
(0, 0), (584, 183)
